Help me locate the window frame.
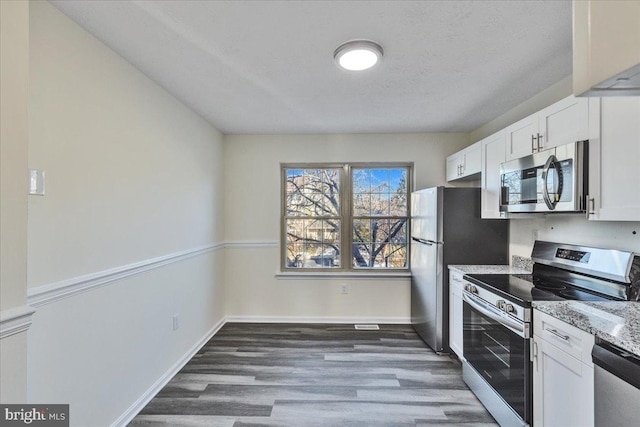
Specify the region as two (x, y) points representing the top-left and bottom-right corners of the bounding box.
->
(280, 162), (413, 273)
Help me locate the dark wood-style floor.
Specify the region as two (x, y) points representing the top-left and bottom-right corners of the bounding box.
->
(129, 323), (498, 427)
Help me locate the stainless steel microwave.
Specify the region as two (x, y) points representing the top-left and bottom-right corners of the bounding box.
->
(500, 141), (588, 213)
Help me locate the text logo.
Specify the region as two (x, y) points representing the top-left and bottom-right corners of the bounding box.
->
(0, 405), (68, 427)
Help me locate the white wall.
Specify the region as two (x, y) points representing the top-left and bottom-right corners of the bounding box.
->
(223, 133), (470, 321)
(510, 216), (639, 257)
(0, 0), (30, 403)
(26, 2), (225, 425)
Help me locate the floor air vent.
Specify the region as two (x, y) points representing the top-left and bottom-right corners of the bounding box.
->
(354, 324), (380, 330)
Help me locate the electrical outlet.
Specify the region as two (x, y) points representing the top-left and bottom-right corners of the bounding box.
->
(340, 283), (349, 294)
(172, 314), (180, 331)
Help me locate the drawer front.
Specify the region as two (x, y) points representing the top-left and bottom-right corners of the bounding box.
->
(534, 310), (595, 365)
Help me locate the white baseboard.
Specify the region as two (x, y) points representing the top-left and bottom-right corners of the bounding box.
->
(225, 315), (411, 324)
(110, 317), (226, 427)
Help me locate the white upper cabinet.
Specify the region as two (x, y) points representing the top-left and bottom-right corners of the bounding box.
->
(446, 141), (481, 182)
(587, 97), (640, 221)
(505, 95), (590, 161)
(505, 113), (538, 161)
(539, 95), (590, 151)
(574, 1), (640, 96)
(481, 130), (506, 219)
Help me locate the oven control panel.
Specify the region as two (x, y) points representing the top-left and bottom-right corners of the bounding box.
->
(556, 248), (591, 263)
(463, 280), (530, 322)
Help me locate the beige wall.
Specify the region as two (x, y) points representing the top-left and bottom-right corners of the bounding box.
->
(26, 2), (225, 425)
(0, 0), (30, 403)
(223, 133), (469, 320)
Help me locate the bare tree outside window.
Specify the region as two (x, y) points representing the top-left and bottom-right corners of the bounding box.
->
(352, 168), (408, 269)
(282, 164), (410, 271)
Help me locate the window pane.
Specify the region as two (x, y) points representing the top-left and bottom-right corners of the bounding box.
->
(352, 243), (371, 268)
(352, 167), (408, 217)
(286, 168), (340, 217)
(285, 218), (340, 269)
(353, 219), (407, 269)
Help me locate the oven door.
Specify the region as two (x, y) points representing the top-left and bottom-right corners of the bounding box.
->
(463, 291), (532, 423)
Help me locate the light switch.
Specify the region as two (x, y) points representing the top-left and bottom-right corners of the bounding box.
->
(29, 169), (45, 196)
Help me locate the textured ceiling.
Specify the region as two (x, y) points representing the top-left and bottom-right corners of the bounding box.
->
(50, 0), (573, 134)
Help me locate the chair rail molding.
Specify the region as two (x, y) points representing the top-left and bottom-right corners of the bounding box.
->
(0, 305), (37, 339)
(28, 243), (224, 307)
(224, 240), (279, 248)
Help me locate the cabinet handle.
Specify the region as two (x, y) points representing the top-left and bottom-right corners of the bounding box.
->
(585, 195), (595, 219)
(545, 327), (570, 341)
(537, 133), (543, 152)
(531, 134), (537, 153)
(531, 340), (539, 371)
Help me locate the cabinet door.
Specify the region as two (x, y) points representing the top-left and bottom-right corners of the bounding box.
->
(481, 130), (506, 219)
(533, 337), (594, 427)
(448, 272), (464, 359)
(446, 154), (461, 182)
(505, 113), (538, 161)
(462, 141), (481, 177)
(539, 96), (589, 151)
(588, 97), (640, 221)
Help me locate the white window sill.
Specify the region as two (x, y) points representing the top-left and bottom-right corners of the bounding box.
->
(275, 271), (411, 280)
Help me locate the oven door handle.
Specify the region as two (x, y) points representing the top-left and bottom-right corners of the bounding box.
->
(463, 291), (528, 338)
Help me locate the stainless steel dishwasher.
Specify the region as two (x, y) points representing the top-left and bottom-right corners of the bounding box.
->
(592, 339), (640, 427)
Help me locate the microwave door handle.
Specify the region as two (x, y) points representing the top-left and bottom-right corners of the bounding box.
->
(542, 154), (559, 210)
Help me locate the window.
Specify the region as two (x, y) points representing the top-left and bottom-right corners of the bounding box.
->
(282, 163), (411, 272)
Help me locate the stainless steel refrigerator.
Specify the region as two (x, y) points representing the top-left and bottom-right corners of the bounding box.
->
(411, 187), (508, 353)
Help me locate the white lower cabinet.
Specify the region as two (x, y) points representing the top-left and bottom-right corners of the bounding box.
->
(449, 270), (464, 360)
(533, 310), (595, 427)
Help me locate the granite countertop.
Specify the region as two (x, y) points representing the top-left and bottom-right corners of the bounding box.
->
(449, 264), (531, 275)
(533, 301), (640, 356)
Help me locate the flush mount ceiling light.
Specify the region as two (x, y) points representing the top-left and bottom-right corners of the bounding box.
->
(334, 40), (383, 71)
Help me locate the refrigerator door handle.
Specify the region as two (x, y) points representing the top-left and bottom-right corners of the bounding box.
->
(411, 237), (440, 245)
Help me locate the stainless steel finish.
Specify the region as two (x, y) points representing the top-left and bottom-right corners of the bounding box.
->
(531, 240), (635, 283)
(545, 328), (570, 341)
(463, 291), (528, 338)
(531, 134), (537, 153)
(586, 195), (596, 218)
(463, 361), (530, 427)
(462, 279), (530, 322)
(541, 154), (559, 210)
(505, 303), (515, 314)
(411, 187), (509, 353)
(536, 133), (543, 152)
(497, 299), (506, 310)
(500, 140), (587, 213)
(593, 341), (640, 427)
(411, 236), (444, 352)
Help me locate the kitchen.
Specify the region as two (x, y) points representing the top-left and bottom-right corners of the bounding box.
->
(1, 1), (639, 426)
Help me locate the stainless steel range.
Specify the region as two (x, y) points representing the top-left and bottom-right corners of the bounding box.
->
(460, 240), (640, 427)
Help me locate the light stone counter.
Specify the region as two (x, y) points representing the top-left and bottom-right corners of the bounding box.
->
(449, 264), (531, 275)
(533, 301), (640, 357)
